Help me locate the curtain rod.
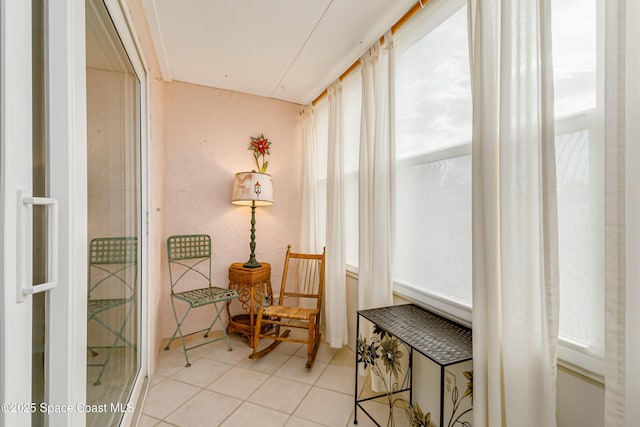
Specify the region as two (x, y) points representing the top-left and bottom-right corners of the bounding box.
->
(311, 0), (429, 106)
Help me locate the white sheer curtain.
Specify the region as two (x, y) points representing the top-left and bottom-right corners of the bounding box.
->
(358, 31), (395, 312)
(604, 0), (640, 425)
(325, 80), (348, 348)
(468, 1), (559, 426)
(300, 106), (321, 253)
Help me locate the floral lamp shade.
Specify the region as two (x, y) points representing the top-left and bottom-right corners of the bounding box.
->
(231, 172), (274, 207)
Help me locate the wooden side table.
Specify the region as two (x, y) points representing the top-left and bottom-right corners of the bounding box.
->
(226, 263), (273, 344)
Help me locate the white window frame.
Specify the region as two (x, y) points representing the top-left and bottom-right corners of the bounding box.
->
(100, 0), (152, 423)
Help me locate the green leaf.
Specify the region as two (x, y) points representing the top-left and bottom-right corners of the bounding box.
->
(261, 161), (268, 173)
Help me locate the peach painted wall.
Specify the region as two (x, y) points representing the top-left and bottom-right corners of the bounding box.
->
(161, 81), (303, 340)
(125, 0), (166, 375)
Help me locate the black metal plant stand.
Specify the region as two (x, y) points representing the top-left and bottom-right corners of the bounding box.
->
(354, 304), (473, 427)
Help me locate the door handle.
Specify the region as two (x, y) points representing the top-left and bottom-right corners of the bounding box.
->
(17, 190), (59, 302)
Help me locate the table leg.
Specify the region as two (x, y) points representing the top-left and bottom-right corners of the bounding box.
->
(354, 314), (360, 424)
(249, 286), (255, 343)
(409, 347), (413, 405)
(440, 365), (445, 427)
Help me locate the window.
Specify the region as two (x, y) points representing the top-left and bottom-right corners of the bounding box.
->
(394, 0), (473, 319)
(393, 0), (605, 374)
(310, 0), (604, 374)
(312, 73), (361, 270)
(552, 0), (604, 370)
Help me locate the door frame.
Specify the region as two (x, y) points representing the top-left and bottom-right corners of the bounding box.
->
(0, 0), (37, 424)
(46, 1), (88, 424)
(100, 1), (151, 424)
(49, 0), (153, 421)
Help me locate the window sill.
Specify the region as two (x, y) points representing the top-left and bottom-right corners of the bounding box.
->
(393, 281), (472, 327)
(557, 341), (604, 384)
(345, 264), (358, 279)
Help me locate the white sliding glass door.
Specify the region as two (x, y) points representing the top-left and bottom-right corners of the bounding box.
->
(1, 0), (87, 426)
(85, 0), (148, 424)
(2, 0), (148, 425)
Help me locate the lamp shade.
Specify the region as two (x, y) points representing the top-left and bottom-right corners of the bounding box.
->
(231, 172), (274, 206)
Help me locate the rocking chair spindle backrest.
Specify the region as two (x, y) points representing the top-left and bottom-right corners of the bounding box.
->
(279, 245), (325, 311)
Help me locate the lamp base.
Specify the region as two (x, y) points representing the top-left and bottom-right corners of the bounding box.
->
(243, 203), (262, 269)
(243, 259), (262, 269)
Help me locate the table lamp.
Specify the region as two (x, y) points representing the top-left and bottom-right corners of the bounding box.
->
(231, 172), (274, 268)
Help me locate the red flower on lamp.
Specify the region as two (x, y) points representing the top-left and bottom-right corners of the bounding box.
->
(249, 134), (272, 173)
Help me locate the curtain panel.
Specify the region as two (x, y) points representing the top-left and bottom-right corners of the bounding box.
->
(358, 30), (396, 313)
(300, 106), (321, 253)
(325, 80), (349, 348)
(603, 0), (640, 425)
(468, 0), (559, 426)
(356, 30), (397, 393)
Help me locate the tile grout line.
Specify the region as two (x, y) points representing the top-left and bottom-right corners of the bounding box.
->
(158, 352), (245, 425)
(280, 357), (327, 426)
(279, 346), (347, 427)
(146, 336), (355, 426)
(159, 341), (293, 426)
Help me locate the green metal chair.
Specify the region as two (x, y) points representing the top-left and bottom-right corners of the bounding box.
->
(165, 234), (239, 366)
(87, 236), (137, 386)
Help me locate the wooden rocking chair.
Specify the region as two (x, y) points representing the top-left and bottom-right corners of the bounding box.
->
(250, 245), (325, 368)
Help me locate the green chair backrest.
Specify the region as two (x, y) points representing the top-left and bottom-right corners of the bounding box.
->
(88, 237), (137, 299)
(166, 234), (212, 294)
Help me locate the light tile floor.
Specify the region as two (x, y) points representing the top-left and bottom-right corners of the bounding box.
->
(137, 331), (399, 427)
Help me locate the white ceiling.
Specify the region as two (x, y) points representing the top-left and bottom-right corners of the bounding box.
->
(143, 0), (417, 105)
